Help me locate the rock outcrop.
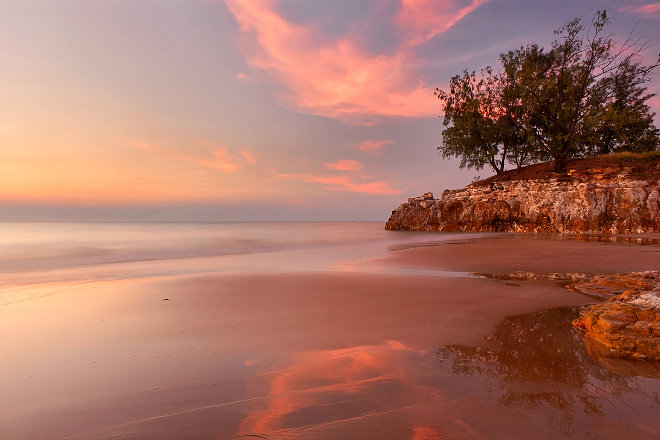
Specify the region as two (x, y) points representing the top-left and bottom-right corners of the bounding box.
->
(474, 270), (660, 361)
(572, 272), (660, 361)
(386, 158), (660, 233)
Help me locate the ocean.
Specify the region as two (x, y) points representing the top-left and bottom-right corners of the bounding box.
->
(0, 222), (484, 288)
(0, 222), (658, 439)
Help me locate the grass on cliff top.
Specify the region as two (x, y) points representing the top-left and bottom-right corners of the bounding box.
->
(605, 150), (660, 163)
(474, 151), (660, 186)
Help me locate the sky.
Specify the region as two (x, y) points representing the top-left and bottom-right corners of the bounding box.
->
(1, 0), (659, 221)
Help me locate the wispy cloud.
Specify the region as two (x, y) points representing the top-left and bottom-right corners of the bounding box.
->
(199, 149), (239, 173)
(324, 159), (363, 171)
(240, 149), (256, 165)
(129, 137), (242, 174)
(277, 173), (401, 195)
(130, 139), (155, 151)
(357, 139), (394, 155)
(397, 0), (489, 47)
(225, 0), (487, 124)
(194, 139), (240, 173)
(619, 2), (660, 17)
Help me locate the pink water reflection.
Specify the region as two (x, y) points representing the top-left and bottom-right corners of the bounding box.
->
(238, 341), (451, 439)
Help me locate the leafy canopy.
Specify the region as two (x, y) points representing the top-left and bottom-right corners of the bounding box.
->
(436, 11), (660, 174)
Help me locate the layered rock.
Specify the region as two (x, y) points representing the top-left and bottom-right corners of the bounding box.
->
(475, 270), (660, 361)
(572, 272), (660, 361)
(386, 160), (660, 233)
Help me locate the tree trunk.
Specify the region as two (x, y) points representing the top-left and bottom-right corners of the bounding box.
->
(553, 156), (567, 172)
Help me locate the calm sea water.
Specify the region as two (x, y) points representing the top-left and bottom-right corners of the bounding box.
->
(0, 222), (486, 287)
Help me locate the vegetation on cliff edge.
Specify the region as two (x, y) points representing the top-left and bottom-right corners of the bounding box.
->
(436, 11), (660, 175)
(473, 152), (660, 186)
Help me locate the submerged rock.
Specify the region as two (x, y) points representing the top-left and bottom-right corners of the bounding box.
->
(386, 157), (660, 233)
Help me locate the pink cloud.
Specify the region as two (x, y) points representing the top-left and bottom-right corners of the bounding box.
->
(240, 149), (256, 165)
(128, 138), (192, 162)
(200, 149), (239, 173)
(397, 0), (489, 46)
(128, 137), (244, 174)
(277, 173), (402, 195)
(226, 0), (486, 124)
(324, 159), (363, 171)
(194, 139), (245, 173)
(200, 160), (239, 173)
(619, 2), (660, 16)
(358, 139), (394, 155)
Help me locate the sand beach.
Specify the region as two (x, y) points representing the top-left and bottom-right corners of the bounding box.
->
(1, 223), (658, 439)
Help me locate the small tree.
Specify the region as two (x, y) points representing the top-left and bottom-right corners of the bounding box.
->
(436, 10), (660, 173)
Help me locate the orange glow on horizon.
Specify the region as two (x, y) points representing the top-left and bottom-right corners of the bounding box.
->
(0, 137), (268, 204)
(1, 133), (404, 204)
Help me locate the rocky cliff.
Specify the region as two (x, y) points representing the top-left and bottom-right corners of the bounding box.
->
(386, 157), (660, 233)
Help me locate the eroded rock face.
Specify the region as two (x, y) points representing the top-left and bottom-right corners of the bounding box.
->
(386, 164), (660, 233)
(572, 272), (660, 361)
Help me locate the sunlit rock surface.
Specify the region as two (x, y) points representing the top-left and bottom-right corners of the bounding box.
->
(386, 159), (660, 233)
(472, 270), (660, 361)
(572, 272), (660, 361)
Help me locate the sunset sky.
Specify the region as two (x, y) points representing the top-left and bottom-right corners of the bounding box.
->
(2, 0), (660, 221)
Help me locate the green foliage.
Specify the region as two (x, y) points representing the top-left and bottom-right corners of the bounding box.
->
(435, 68), (528, 175)
(585, 61), (660, 154)
(436, 10), (660, 174)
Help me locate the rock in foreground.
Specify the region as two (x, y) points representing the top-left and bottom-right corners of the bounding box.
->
(386, 157), (660, 233)
(572, 272), (660, 361)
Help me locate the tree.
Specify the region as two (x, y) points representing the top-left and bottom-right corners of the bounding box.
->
(435, 68), (528, 175)
(436, 11), (660, 173)
(585, 60), (660, 154)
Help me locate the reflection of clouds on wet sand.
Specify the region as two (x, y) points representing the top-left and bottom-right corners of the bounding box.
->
(238, 341), (453, 439)
(38, 308), (659, 440)
(236, 308), (660, 440)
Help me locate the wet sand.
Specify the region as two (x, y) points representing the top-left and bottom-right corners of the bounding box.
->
(376, 235), (660, 274)
(1, 236), (659, 439)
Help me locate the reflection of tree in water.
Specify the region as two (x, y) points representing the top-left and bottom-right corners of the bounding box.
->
(437, 307), (660, 437)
